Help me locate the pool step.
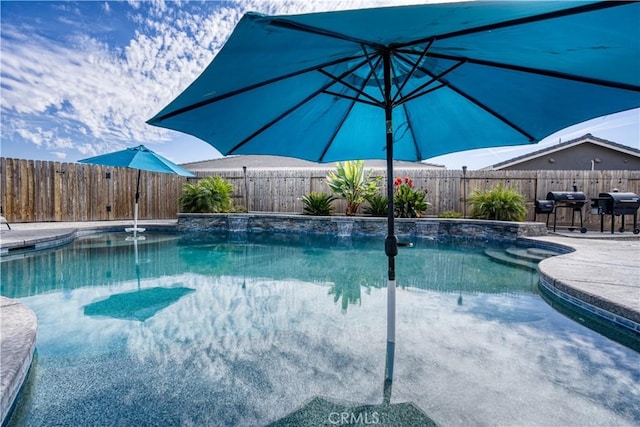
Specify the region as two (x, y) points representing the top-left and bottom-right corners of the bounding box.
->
(484, 247), (555, 270)
(504, 247), (558, 262)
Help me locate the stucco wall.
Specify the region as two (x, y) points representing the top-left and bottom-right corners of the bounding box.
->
(499, 143), (640, 171)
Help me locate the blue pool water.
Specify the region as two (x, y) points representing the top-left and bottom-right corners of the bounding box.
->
(1, 232), (639, 426)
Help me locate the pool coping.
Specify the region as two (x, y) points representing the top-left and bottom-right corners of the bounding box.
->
(530, 235), (640, 332)
(0, 297), (37, 425)
(0, 216), (638, 425)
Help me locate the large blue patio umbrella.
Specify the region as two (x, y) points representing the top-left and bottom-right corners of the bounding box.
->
(147, 1), (640, 380)
(80, 145), (195, 236)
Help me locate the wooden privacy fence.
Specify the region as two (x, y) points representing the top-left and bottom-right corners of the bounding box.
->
(2, 157), (639, 229)
(198, 168), (640, 228)
(1, 158), (188, 223)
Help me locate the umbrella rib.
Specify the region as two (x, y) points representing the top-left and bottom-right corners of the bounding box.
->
(409, 62), (536, 140)
(269, 2), (630, 51)
(398, 82), (448, 106)
(398, 102), (423, 160)
(391, 40), (434, 105)
(361, 45), (386, 102)
(267, 17), (384, 49)
(227, 71), (361, 155)
(318, 68), (382, 107)
(318, 103), (355, 163)
(150, 54), (364, 122)
(426, 52), (640, 92)
(317, 47), (387, 108)
(317, 54), (384, 107)
(393, 53), (467, 105)
(394, 1), (633, 50)
(318, 69), (372, 162)
(321, 90), (379, 107)
(443, 80), (537, 141)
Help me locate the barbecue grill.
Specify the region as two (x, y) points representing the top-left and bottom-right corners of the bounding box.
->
(533, 200), (554, 223)
(590, 192), (640, 234)
(534, 200), (554, 214)
(544, 191), (587, 233)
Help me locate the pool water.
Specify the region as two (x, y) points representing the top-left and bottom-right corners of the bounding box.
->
(2, 232), (639, 426)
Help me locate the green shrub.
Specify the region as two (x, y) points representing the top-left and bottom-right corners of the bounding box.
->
(325, 160), (383, 216)
(393, 176), (429, 218)
(438, 210), (463, 218)
(363, 194), (388, 217)
(179, 176), (234, 213)
(468, 184), (527, 221)
(301, 192), (336, 216)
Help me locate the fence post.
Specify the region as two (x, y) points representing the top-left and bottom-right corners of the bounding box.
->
(462, 166), (467, 218)
(243, 166), (249, 212)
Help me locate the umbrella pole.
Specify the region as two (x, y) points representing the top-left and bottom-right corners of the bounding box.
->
(134, 238), (141, 290)
(125, 168), (147, 238)
(383, 50), (398, 382)
(134, 169), (141, 231)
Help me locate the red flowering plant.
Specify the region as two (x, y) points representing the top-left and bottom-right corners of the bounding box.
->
(393, 176), (429, 218)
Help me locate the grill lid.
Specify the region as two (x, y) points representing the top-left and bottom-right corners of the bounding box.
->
(534, 200), (554, 213)
(546, 191), (586, 202)
(598, 192), (640, 205)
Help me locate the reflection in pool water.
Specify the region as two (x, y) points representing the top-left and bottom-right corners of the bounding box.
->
(1, 232), (639, 426)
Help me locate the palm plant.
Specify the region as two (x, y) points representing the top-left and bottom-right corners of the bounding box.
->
(325, 160), (383, 216)
(328, 281), (362, 313)
(301, 192), (335, 216)
(363, 193), (388, 217)
(179, 176), (234, 213)
(468, 183), (527, 221)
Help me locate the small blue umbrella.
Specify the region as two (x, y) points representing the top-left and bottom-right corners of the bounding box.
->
(80, 145), (195, 235)
(83, 286), (195, 322)
(147, 1), (640, 381)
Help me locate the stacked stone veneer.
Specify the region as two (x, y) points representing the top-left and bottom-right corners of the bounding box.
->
(177, 214), (548, 242)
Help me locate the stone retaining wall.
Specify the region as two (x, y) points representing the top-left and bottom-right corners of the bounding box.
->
(177, 213), (548, 242)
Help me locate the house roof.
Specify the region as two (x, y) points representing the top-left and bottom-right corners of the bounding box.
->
(181, 154), (445, 171)
(487, 134), (640, 170)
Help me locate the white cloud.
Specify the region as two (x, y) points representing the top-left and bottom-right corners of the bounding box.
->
(52, 137), (74, 150)
(11, 0), (631, 168)
(15, 127), (45, 147)
(127, 0), (142, 11)
(5, 1), (409, 160)
(76, 143), (99, 156)
(51, 151), (68, 159)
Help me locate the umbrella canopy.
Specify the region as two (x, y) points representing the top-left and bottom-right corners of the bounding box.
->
(83, 237), (194, 322)
(83, 287), (195, 322)
(148, 2), (639, 162)
(80, 144), (195, 176)
(80, 145), (195, 234)
(147, 1), (640, 380)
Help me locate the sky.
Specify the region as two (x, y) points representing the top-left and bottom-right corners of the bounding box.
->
(1, 0), (638, 170)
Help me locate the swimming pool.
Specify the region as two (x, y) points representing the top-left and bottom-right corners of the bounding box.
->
(2, 232), (639, 426)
